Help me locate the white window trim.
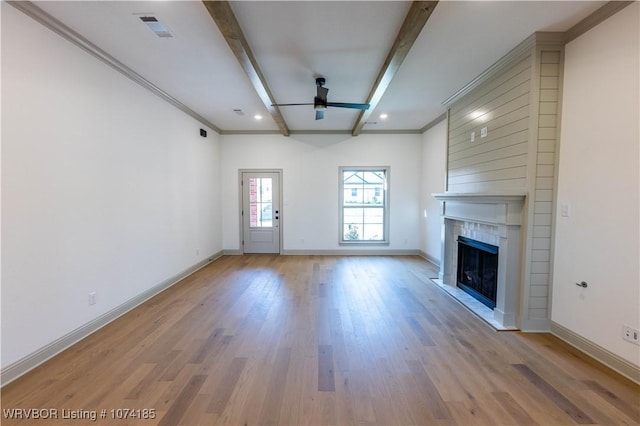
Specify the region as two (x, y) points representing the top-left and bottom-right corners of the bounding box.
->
(339, 166), (390, 245)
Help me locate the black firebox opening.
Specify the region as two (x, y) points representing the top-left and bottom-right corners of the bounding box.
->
(456, 236), (498, 309)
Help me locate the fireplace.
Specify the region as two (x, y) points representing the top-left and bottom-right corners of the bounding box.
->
(457, 236), (498, 309)
(432, 192), (526, 330)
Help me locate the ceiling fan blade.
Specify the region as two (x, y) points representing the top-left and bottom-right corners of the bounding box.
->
(326, 102), (370, 110)
(315, 110), (325, 120)
(271, 103), (314, 106)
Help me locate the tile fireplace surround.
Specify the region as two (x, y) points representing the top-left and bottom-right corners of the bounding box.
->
(433, 192), (526, 330)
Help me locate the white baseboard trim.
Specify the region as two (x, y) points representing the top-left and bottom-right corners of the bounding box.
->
(418, 250), (440, 268)
(519, 318), (551, 332)
(550, 321), (640, 384)
(1, 252), (223, 387)
(281, 249), (421, 256)
(222, 249), (243, 255)
(222, 249), (423, 256)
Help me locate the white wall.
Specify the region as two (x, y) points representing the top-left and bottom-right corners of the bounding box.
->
(552, 3), (639, 366)
(220, 133), (422, 252)
(1, 4), (222, 368)
(420, 119), (447, 264)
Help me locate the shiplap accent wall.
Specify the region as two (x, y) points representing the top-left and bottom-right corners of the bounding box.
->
(528, 47), (563, 323)
(444, 33), (564, 330)
(447, 54), (531, 193)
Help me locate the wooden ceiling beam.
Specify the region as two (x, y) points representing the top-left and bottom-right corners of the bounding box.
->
(202, 1), (290, 136)
(351, 1), (438, 136)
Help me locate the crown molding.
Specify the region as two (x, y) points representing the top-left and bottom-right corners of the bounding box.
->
(218, 129), (424, 136)
(11, 1), (631, 139)
(419, 112), (447, 134)
(7, 1), (223, 135)
(442, 32), (564, 107)
(360, 129), (423, 135)
(219, 130), (283, 135)
(442, 1), (635, 107)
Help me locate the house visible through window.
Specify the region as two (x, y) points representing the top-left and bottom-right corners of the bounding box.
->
(339, 167), (389, 244)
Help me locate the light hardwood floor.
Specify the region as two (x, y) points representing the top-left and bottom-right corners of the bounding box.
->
(2, 255), (639, 425)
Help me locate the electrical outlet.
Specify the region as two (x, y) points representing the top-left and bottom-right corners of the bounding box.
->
(622, 325), (640, 345)
(480, 127), (488, 138)
(88, 292), (96, 306)
(470, 132), (475, 142)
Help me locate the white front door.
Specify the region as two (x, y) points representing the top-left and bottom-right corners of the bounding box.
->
(242, 171), (281, 253)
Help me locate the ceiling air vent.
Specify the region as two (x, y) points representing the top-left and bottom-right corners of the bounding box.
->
(139, 16), (173, 38)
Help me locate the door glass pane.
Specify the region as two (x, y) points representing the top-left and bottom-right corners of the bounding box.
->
(249, 177), (273, 227)
(261, 178), (273, 203)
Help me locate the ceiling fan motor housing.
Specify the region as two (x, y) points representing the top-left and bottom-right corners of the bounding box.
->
(314, 96), (327, 110)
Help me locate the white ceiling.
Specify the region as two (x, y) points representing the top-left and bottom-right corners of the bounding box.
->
(33, 1), (605, 133)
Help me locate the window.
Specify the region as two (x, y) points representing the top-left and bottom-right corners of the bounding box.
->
(339, 167), (389, 244)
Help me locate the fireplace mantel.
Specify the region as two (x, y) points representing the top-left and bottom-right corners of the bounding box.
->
(433, 192), (527, 227)
(432, 191), (527, 203)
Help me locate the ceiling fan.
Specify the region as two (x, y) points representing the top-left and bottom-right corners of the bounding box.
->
(272, 77), (370, 120)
